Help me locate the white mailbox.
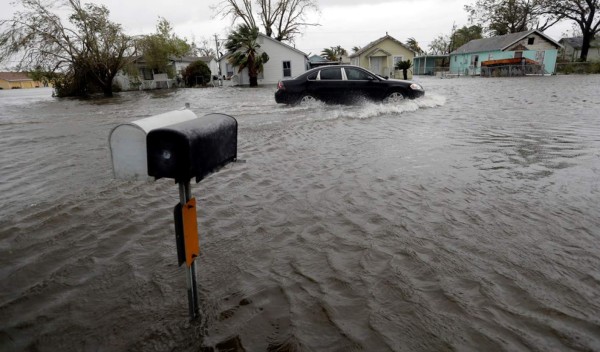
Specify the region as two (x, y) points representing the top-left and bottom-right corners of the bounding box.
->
(109, 109), (198, 181)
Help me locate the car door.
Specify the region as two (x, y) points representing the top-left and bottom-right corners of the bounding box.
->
(314, 67), (346, 103)
(344, 67), (385, 101)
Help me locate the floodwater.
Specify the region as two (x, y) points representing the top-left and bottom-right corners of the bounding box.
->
(1, 75), (599, 351)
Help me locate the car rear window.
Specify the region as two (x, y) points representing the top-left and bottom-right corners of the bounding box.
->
(319, 68), (342, 80)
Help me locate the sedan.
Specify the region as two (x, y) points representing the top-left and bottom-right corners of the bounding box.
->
(274, 65), (425, 105)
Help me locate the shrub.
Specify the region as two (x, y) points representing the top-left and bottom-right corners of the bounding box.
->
(182, 61), (211, 87)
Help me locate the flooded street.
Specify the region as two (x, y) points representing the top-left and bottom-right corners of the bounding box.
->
(1, 75), (600, 351)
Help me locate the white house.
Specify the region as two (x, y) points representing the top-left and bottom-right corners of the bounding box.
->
(559, 37), (600, 62)
(173, 56), (219, 78)
(219, 33), (308, 85)
(115, 55), (219, 90)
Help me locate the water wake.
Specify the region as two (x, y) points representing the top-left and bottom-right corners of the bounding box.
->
(287, 94), (446, 122)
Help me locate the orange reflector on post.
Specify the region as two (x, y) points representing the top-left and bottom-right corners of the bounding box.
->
(182, 197), (200, 267)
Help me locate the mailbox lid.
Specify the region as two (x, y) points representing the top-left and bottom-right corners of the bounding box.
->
(146, 113), (238, 183)
(109, 109), (198, 181)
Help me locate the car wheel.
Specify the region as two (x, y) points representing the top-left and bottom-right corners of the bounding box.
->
(384, 91), (405, 103)
(297, 94), (317, 105)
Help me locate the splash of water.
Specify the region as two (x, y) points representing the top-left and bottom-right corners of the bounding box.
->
(287, 94), (446, 121)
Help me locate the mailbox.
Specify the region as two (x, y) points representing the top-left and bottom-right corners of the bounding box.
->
(109, 109), (198, 181)
(146, 113), (237, 183)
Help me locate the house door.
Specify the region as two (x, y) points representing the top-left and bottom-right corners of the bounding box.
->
(370, 57), (382, 75)
(535, 50), (545, 65)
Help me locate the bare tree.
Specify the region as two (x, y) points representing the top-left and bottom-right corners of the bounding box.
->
(213, 0), (319, 42)
(541, 0), (599, 61)
(196, 37), (217, 57)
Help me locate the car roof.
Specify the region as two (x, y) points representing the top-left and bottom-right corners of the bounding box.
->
(302, 65), (368, 75)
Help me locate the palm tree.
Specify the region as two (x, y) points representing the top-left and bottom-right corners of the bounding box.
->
(321, 48), (337, 61)
(406, 37), (424, 56)
(321, 46), (348, 61)
(225, 24), (269, 87)
(395, 59), (412, 80)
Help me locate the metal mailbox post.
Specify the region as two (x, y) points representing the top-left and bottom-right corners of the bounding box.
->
(109, 110), (238, 320)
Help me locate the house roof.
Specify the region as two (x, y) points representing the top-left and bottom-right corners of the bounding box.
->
(173, 56), (215, 63)
(219, 33), (308, 62)
(451, 30), (562, 55)
(309, 55), (328, 63)
(559, 36), (600, 49)
(365, 47), (392, 57)
(349, 34), (414, 58)
(0, 72), (33, 82)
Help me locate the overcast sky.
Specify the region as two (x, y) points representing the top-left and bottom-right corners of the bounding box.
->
(2, 0), (573, 59)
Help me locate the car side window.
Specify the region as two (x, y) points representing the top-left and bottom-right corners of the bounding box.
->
(345, 68), (371, 80)
(306, 71), (318, 80)
(319, 68), (342, 80)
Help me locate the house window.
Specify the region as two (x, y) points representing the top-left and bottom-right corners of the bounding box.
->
(471, 54), (479, 67)
(283, 61), (292, 77)
(528, 37), (535, 45)
(514, 51), (523, 59)
(140, 67), (153, 80)
(393, 56), (404, 67)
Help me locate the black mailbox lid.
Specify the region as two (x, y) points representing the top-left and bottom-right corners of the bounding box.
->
(146, 113), (237, 183)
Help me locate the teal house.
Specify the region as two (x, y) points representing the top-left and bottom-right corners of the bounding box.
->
(449, 30), (562, 75)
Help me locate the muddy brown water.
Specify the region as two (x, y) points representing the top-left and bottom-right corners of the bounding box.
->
(1, 75), (600, 351)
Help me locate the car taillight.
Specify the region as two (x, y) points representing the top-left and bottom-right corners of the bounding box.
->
(277, 81), (285, 90)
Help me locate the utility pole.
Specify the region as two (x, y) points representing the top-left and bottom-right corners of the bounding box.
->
(214, 34), (222, 77)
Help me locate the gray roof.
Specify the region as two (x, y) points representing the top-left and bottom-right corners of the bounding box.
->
(452, 30), (561, 54)
(559, 36), (600, 49)
(309, 55), (328, 63)
(173, 56), (215, 63)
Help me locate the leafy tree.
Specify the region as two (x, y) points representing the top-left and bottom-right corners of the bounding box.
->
(351, 46), (362, 53)
(213, 0), (319, 42)
(465, 0), (559, 36)
(541, 0), (599, 61)
(451, 25), (484, 50)
(182, 60), (212, 87)
(395, 59), (412, 80)
(0, 0), (135, 97)
(427, 25), (483, 67)
(225, 24), (269, 87)
(137, 18), (190, 78)
(406, 37), (424, 55)
(321, 46), (347, 61)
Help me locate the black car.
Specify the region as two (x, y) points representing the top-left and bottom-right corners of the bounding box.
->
(274, 65), (425, 105)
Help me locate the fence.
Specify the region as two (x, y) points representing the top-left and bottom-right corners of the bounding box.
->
(480, 64), (546, 77)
